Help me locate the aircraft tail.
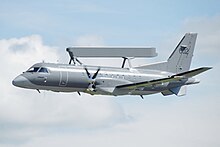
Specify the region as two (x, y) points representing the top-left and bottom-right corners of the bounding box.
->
(136, 33), (198, 74)
(166, 33), (197, 73)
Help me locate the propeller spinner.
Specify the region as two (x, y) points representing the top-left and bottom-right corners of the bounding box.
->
(84, 67), (100, 92)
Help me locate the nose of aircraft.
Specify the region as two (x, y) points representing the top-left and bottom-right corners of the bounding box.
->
(12, 75), (29, 88)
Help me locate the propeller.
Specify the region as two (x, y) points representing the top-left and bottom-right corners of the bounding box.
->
(84, 67), (100, 92)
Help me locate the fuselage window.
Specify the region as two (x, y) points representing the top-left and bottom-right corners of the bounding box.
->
(39, 67), (49, 73)
(133, 75), (136, 80)
(27, 67), (40, 72)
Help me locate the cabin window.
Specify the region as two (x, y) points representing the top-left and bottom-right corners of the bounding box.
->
(133, 75), (136, 79)
(39, 67), (49, 73)
(27, 67), (40, 72)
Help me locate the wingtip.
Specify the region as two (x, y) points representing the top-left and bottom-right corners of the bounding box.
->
(198, 67), (212, 70)
(205, 67), (213, 70)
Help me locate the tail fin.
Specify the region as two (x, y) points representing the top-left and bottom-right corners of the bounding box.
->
(136, 33), (197, 74)
(167, 33), (197, 73)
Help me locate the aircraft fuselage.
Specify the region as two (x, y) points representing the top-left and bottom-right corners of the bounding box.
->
(13, 62), (193, 96)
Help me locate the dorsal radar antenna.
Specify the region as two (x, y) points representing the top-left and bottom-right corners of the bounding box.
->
(66, 46), (157, 66)
(127, 57), (135, 69)
(68, 51), (83, 65)
(121, 57), (134, 68)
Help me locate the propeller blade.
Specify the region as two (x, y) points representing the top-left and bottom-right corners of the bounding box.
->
(75, 58), (82, 65)
(92, 68), (100, 79)
(84, 67), (91, 79)
(84, 67), (100, 92)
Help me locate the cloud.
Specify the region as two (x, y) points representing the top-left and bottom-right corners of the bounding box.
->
(181, 16), (220, 63)
(8, 96), (220, 147)
(0, 35), (127, 145)
(0, 15), (220, 147)
(151, 15), (220, 66)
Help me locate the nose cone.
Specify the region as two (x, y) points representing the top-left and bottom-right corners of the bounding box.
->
(12, 75), (29, 88)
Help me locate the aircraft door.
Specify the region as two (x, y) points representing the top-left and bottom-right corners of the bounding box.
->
(59, 67), (68, 86)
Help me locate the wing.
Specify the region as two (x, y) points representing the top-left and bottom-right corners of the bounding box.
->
(116, 67), (212, 90)
(174, 67), (212, 78)
(116, 76), (182, 90)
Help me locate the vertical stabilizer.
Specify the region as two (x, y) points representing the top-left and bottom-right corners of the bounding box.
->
(135, 33), (198, 73)
(167, 33), (197, 73)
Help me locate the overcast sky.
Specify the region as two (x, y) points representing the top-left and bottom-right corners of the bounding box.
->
(0, 0), (220, 147)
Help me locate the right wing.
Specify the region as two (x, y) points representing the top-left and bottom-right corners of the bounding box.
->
(116, 76), (182, 90)
(174, 67), (212, 78)
(116, 67), (212, 90)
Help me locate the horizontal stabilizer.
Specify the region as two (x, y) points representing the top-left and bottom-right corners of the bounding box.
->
(161, 90), (174, 96)
(169, 85), (187, 96)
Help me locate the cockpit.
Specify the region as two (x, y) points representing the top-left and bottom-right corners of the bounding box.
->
(26, 67), (49, 73)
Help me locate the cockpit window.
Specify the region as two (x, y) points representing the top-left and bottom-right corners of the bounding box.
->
(27, 67), (40, 72)
(39, 67), (49, 73)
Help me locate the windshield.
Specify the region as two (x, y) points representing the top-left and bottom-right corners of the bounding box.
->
(27, 67), (40, 72)
(38, 67), (49, 73)
(26, 67), (49, 73)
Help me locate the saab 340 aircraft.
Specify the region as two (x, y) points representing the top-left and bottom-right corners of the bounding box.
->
(12, 33), (212, 98)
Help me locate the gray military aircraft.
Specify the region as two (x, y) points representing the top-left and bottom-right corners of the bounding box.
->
(12, 33), (211, 98)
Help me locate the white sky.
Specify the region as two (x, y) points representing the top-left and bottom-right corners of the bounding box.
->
(0, 0), (220, 147)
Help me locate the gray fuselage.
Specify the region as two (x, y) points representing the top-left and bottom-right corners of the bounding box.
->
(13, 62), (186, 96)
